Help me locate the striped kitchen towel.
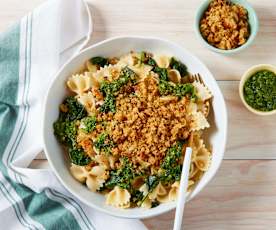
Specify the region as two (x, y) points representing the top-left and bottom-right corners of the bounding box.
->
(0, 0), (147, 229)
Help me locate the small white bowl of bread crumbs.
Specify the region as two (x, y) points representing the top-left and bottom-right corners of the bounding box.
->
(195, 0), (259, 54)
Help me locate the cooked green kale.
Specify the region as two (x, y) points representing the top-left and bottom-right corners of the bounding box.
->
(146, 175), (159, 193)
(104, 158), (135, 190)
(139, 175), (162, 205)
(59, 96), (87, 121)
(151, 201), (160, 208)
(53, 119), (77, 146)
(153, 67), (168, 81)
(81, 116), (97, 133)
(90, 56), (108, 67)
(131, 190), (144, 203)
(158, 80), (175, 95)
(99, 67), (137, 113)
(147, 58), (157, 67)
(170, 57), (188, 77)
(159, 80), (196, 99)
(100, 94), (116, 113)
(94, 133), (115, 153)
(162, 81), (194, 98)
(53, 96), (90, 166)
(174, 83), (196, 98)
(68, 147), (91, 166)
(53, 97), (86, 146)
(100, 67), (136, 96)
(159, 142), (184, 184)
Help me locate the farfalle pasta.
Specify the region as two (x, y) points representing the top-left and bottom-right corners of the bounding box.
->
(53, 51), (213, 209)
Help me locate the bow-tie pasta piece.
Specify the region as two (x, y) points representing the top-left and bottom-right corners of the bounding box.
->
(192, 81), (212, 102)
(187, 101), (198, 114)
(140, 197), (152, 209)
(70, 164), (107, 192)
(149, 182), (169, 203)
(67, 73), (91, 95)
(194, 146), (212, 171)
(117, 52), (138, 67)
(189, 162), (200, 179)
(94, 154), (116, 170)
(168, 181), (180, 201)
(190, 111), (210, 131)
(85, 71), (100, 89)
(106, 186), (131, 208)
(198, 101), (210, 117)
(93, 64), (122, 83)
(187, 180), (195, 192)
(129, 64), (153, 83)
(189, 133), (212, 171)
(154, 55), (171, 68)
(77, 92), (96, 115)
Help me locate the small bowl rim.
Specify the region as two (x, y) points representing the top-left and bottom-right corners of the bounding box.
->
(194, 0), (259, 54)
(239, 64), (276, 116)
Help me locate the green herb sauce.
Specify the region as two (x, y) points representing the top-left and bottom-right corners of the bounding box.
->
(243, 70), (276, 112)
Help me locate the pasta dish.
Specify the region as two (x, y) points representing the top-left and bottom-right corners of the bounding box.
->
(53, 51), (212, 209)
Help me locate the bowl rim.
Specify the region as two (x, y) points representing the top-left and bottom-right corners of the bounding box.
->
(239, 64), (276, 116)
(42, 35), (228, 219)
(194, 0), (259, 54)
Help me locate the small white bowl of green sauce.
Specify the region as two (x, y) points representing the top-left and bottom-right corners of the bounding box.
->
(239, 64), (276, 116)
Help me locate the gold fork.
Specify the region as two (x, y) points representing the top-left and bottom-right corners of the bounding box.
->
(189, 73), (210, 117)
(189, 73), (205, 86)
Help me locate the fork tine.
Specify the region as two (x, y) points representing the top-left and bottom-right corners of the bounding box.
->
(197, 74), (205, 86)
(189, 74), (195, 83)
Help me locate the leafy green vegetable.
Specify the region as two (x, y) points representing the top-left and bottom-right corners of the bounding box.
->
(158, 80), (175, 95)
(94, 133), (115, 153)
(153, 67), (168, 81)
(104, 158), (135, 190)
(174, 83), (196, 99)
(99, 67), (137, 113)
(160, 142), (184, 184)
(170, 57), (188, 77)
(100, 94), (116, 113)
(53, 119), (77, 146)
(146, 175), (159, 192)
(244, 70), (276, 111)
(147, 58), (157, 67)
(151, 201), (160, 208)
(81, 116), (97, 133)
(100, 81), (121, 96)
(100, 67), (136, 96)
(131, 190), (144, 203)
(59, 96), (87, 121)
(161, 142), (183, 169)
(158, 80), (196, 99)
(68, 147), (91, 166)
(53, 97), (86, 146)
(53, 96), (90, 166)
(90, 56), (108, 67)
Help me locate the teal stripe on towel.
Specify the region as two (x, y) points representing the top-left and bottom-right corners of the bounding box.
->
(0, 22), (82, 230)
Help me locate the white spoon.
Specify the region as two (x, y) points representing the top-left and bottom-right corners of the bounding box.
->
(173, 147), (192, 230)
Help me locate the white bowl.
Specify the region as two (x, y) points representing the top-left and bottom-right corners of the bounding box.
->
(43, 36), (228, 219)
